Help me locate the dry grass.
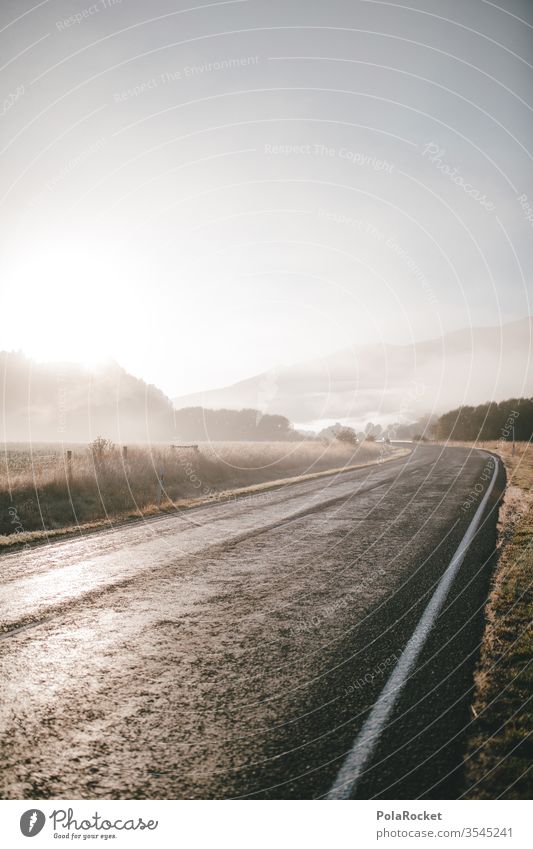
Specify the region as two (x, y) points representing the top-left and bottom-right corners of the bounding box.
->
(0, 439), (385, 545)
(463, 440), (532, 799)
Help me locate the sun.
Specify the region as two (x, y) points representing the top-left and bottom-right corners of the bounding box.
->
(4, 241), (125, 367)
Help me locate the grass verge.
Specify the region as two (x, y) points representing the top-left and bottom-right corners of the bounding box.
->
(463, 440), (532, 799)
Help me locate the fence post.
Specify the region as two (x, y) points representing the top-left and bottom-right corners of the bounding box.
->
(66, 450), (72, 485)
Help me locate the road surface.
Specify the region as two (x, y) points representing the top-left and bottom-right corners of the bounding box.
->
(0, 444), (503, 799)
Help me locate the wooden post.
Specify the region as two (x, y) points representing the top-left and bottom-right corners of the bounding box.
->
(122, 445), (128, 461)
(66, 450), (73, 485)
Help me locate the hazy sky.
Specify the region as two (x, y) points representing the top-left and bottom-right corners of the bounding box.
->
(1, 0), (532, 397)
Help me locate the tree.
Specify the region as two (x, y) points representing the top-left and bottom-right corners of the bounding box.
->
(335, 426), (358, 445)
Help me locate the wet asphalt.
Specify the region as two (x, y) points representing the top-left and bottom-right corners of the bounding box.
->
(0, 444), (504, 800)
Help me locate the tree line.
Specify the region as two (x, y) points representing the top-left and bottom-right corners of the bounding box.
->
(435, 398), (532, 442)
(173, 407), (297, 441)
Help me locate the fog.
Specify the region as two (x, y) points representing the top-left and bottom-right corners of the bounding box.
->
(1, 0), (532, 407)
(0, 0), (533, 438)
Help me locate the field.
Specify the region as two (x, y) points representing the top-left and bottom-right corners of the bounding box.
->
(463, 441), (532, 798)
(0, 438), (384, 545)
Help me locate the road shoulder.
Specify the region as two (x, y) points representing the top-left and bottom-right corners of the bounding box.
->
(463, 441), (532, 799)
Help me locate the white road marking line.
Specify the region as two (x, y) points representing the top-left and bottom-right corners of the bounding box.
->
(327, 451), (500, 800)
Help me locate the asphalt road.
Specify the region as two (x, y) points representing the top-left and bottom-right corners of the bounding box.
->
(0, 444), (504, 800)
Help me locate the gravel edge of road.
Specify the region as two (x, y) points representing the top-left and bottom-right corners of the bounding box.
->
(462, 441), (532, 799)
(0, 447), (411, 553)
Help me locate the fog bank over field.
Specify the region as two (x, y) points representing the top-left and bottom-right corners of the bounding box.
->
(1, 317), (531, 442)
(174, 318), (533, 430)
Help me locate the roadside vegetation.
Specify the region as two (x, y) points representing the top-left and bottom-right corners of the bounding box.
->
(0, 438), (385, 545)
(463, 440), (532, 799)
(435, 398), (533, 442)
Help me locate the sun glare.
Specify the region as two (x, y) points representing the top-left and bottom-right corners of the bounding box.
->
(6, 242), (125, 367)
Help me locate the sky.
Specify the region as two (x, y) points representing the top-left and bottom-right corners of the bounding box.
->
(1, 0), (532, 398)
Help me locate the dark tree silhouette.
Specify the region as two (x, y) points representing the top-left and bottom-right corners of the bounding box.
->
(173, 407), (295, 441)
(435, 398), (532, 442)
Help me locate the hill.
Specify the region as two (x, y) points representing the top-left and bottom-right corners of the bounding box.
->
(173, 317), (533, 429)
(0, 353), (175, 443)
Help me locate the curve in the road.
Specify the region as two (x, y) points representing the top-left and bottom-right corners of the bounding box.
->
(327, 451), (501, 800)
